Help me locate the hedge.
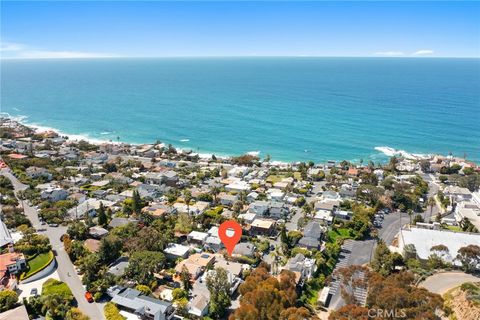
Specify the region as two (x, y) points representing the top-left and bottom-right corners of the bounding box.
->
(104, 302), (126, 320)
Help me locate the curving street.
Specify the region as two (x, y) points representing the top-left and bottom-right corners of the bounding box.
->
(1, 168), (105, 320)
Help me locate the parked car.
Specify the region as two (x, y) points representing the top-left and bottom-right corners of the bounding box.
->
(85, 291), (94, 303)
(48, 223), (59, 227)
(30, 288), (38, 296)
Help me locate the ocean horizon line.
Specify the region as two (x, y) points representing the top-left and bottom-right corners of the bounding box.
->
(2, 55), (480, 61)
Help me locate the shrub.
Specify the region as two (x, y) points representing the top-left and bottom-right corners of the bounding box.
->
(0, 290), (18, 312)
(104, 302), (126, 320)
(135, 284), (152, 296)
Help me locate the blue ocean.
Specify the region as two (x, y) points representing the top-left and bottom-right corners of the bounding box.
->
(1, 58), (479, 163)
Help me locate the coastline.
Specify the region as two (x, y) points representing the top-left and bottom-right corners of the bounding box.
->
(1, 114), (440, 165)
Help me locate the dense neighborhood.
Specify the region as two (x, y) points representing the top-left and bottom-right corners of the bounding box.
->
(1, 117), (480, 320)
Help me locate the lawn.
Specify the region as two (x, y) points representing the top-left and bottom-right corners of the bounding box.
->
(327, 228), (353, 243)
(445, 225), (463, 232)
(23, 251), (54, 279)
(42, 278), (74, 301)
(266, 175), (285, 183)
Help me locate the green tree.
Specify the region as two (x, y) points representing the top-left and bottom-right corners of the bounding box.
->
(206, 267), (232, 319)
(457, 245), (480, 272)
(135, 284), (152, 295)
(0, 290), (18, 312)
(371, 240), (403, 276)
(98, 235), (122, 264)
(172, 288), (188, 301)
(66, 307), (90, 320)
(132, 190), (144, 214)
(125, 251), (165, 285)
(67, 221), (88, 240)
(97, 202), (108, 227)
(183, 189), (192, 213)
(180, 265), (192, 291)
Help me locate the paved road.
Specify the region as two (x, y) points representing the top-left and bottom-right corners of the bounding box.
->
(378, 211), (410, 245)
(1, 168), (105, 320)
(421, 173), (441, 222)
(420, 271), (480, 295)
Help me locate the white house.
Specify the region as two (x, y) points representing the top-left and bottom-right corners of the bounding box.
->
(164, 243), (190, 260)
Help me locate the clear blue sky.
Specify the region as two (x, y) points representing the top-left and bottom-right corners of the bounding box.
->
(1, 1), (479, 58)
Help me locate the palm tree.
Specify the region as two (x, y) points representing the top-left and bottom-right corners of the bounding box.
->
(183, 189), (192, 214)
(211, 185), (220, 204)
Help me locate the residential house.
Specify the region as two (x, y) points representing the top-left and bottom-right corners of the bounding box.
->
(164, 243), (190, 260)
(232, 242), (255, 258)
(237, 212), (256, 224)
(0, 247), (26, 291)
(188, 294), (209, 317)
(175, 253), (216, 280)
(108, 217), (139, 229)
(26, 166), (52, 180)
(283, 253), (317, 285)
(109, 286), (174, 320)
(249, 219), (275, 236)
(188, 231), (209, 246)
(298, 221), (323, 250)
(40, 188), (68, 202)
(269, 201), (289, 220)
(247, 191), (259, 202)
(205, 236), (223, 252)
(248, 201), (269, 216)
(454, 201), (480, 230)
(68, 198), (115, 219)
(225, 179), (250, 193)
(444, 186), (472, 203)
(189, 201), (210, 215)
(218, 193), (238, 206)
(0, 220), (13, 249)
(89, 226), (109, 239)
(108, 257), (129, 277)
(137, 183), (165, 199)
(84, 239), (101, 253)
(267, 189), (285, 201)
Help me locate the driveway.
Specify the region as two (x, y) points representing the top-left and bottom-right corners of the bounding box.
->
(18, 270), (60, 300)
(1, 169), (105, 320)
(420, 271), (480, 295)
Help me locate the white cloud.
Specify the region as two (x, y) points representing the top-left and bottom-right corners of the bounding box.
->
(0, 41), (24, 52)
(374, 51), (405, 56)
(412, 49), (434, 56)
(0, 41), (120, 59)
(16, 50), (120, 59)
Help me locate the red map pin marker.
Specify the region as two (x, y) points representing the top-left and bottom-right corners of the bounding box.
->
(218, 220), (242, 256)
